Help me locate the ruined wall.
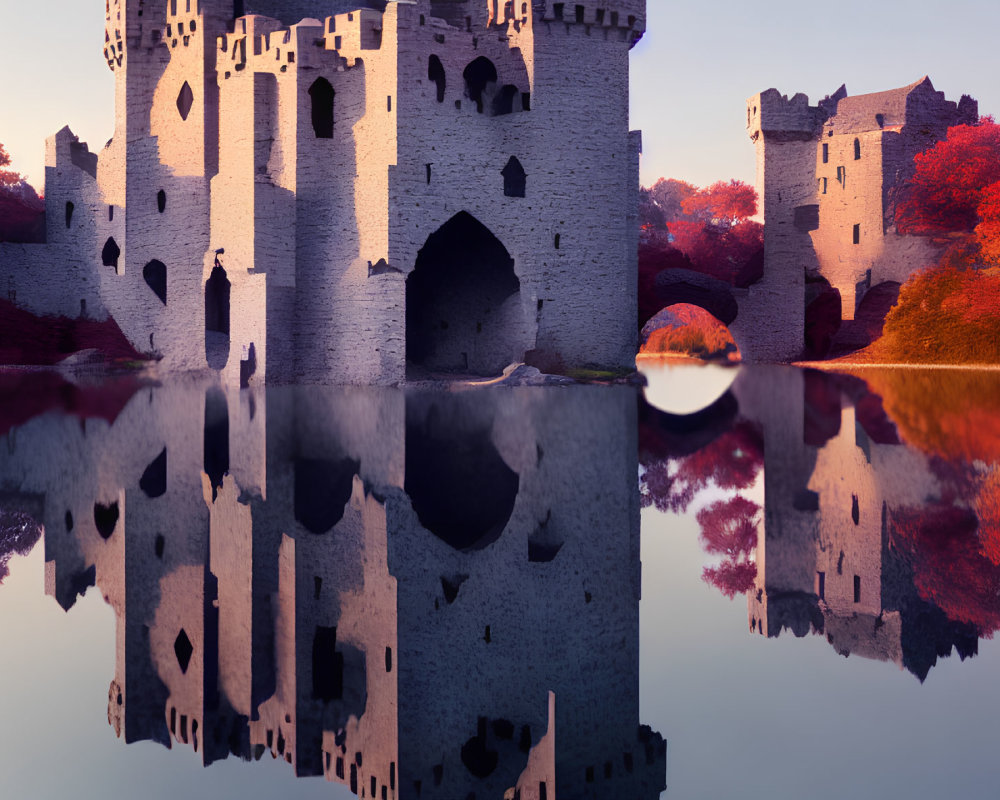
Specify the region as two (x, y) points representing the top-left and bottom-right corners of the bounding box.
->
(751, 78), (976, 340)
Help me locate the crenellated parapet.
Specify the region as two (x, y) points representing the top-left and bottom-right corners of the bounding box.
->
(532, 0), (645, 43)
(747, 89), (826, 144)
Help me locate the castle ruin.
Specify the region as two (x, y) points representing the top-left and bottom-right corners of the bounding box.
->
(745, 78), (977, 358)
(0, 0), (646, 383)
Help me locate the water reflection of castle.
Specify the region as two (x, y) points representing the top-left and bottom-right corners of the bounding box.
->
(644, 367), (984, 681)
(742, 369), (981, 680)
(0, 382), (665, 798)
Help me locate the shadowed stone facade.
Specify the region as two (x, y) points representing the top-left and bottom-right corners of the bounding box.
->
(0, 381), (666, 798)
(0, 0), (646, 383)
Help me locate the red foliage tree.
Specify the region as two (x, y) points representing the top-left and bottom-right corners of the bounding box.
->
(0, 142), (45, 243)
(639, 177), (764, 329)
(896, 119), (1000, 236)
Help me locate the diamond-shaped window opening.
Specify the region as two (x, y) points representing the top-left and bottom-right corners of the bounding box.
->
(174, 629), (194, 674)
(177, 81), (194, 121)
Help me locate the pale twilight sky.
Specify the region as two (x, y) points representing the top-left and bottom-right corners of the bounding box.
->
(3, 1), (1000, 191)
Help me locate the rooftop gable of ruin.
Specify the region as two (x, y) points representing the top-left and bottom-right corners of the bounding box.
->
(823, 76), (970, 135)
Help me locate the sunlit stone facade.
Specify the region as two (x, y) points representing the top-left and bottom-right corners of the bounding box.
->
(0, 0), (646, 383)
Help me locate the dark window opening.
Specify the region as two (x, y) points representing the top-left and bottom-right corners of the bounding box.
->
(65, 201), (74, 228)
(575, 4), (585, 23)
(426, 164), (432, 184)
(406, 211), (522, 376)
(554, 233), (560, 249)
(595, 8), (605, 23)
(65, 511), (74, 532)
(155, 534), (165, 559)
(822, 177), (827, 194)
(428, 55), (446, 102)
(387, 95), (392, 112)
(108, 205), (114, 222)
(157, 189), (167, 213)
(102, 237), (121, 269)
(853, 575), (861, 603)
(312, 626), (344, 701)
(816, 571), (825, 600)
(385, 646), (392, 672)
(502, 156), (526, 198)
(854, 138), (861, 160)
(314, 576), (322, 599)
(851, 493), (860, 523)
(554, 3), (564, 19)
(177, 81), (194, 121)
(174, 629), (194, 673)
(837, 166), (846, 185)
(205, 265), (231, 369)
(822, 143), (829, 163)
(94, 502), (120, 540)
(852, 224), (860, 245)
(140, 448), (168, 498)
(309, 77), (335, 138)
(143, 259), (167, 305)
(521, 92), (531, 111)
(463, 56), (497, 114)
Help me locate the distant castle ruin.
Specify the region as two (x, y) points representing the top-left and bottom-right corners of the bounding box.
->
(743, 77), (977, 359)
(0, 1), (646, 383)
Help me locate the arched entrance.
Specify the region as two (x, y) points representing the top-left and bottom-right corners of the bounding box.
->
(205, 265), (231, 369)
(406, 212), (523, 376)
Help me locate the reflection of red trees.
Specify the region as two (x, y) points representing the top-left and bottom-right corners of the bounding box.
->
(640, 422), (763, 514)
(698, 496), (759, 558)
(640, 419), (764, 599)
(0, 511), (42, 583)
(698, 496), (760, 598)
(703, 561), (758, 599)
(892, 504), (1000, 636)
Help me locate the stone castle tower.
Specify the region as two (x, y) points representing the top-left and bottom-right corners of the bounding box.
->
(746, 79), (976, 356)
(0, 1), (647, 383)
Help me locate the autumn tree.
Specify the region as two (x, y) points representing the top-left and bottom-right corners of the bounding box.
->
(0, 510), (42, 583)
(639, 178), (763, 330)
(896, 118), (1000, 236)
(0, 141), (44, 243)
(868, 118), (1000, 363)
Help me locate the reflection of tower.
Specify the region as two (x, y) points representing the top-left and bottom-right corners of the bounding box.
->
(737, 369), (979, 679)
(2, 379), (665, 796)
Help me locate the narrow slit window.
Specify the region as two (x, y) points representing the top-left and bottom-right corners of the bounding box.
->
(822, 143), (829, 163)
(854, 138), (861, 160)
(816, 571), (826, 600)
(853, 575), (861, 603)
(852, 223), (860, 245)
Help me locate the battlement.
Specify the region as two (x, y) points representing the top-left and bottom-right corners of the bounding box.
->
(105, 0), (169, 70)
(535, 0), (645, 37)
(747, 89), (825, 143)
(217, 9), (383, 78)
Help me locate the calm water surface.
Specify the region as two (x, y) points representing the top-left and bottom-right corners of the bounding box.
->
(0, 364), (997, 799)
